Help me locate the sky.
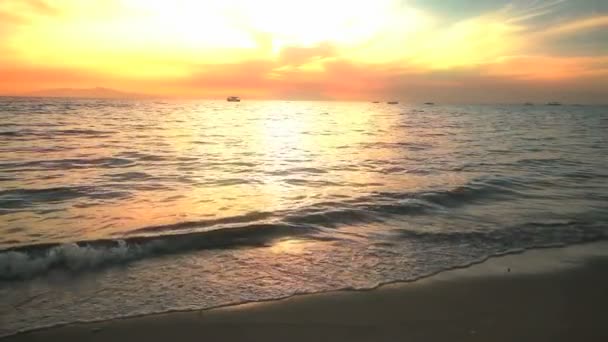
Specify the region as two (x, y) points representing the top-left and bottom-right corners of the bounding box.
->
(0, 0), (607, 103)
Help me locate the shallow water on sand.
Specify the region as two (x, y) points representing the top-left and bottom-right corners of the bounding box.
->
(1, 98), (607, 336)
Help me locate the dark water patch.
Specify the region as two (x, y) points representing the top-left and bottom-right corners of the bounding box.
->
(362, 198), (439, 216)
(87, 189), (132, 200)
(284, 208), (377, 227)
(0, 129), (113, 138)
(163, 194), (186, 201)
(284, 178), (341, 187)
(105, 172), (154, 182)
(211, 178), (263, 186)
(0, 146), (71, 153)
(0, 186), (131, 211)
(279, 181), (517, 228)
(3, 227), (25, 233)
(359, 141), (433, 151)
(192, 140), (218, 145)
(420, 184), (512, 206)
(378, 166), (431, 175)
(55, 129), (115, 136)
(129, 183), (174, 192)
(116, 151), (167, 162)
(0, 199), (30, 211)
(290, 167), (328, 174)
(371, 177), (520, 208)
(514, 157), (580, 167)
(394, 219), (607, 250)
(175, 157), (200, 162)
(267, 167), (327, 176)
(561, 170), (600, 180)
(0, 187), (89, 205)
(212, 161), (258, 168)
(0, 157), (136, 171)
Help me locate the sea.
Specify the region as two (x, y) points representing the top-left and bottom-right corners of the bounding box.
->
(1, 97), (607, 336)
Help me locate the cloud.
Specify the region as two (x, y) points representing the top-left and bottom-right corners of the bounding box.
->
(0, 11), (26, 24)
(0, 0), (607, 103)
(0, 0), (60, 22)
(484, 55), (608, 80)
(537, 16), (608, 37)
(22, 0), (59, 16)
(383, 67), (608, 104)
(503, 0), (567, 24)
(4, 52), (607, 104)
(278, 43), (336, 66)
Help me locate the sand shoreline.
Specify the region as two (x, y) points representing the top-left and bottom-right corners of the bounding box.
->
(4, 241), (608, 341)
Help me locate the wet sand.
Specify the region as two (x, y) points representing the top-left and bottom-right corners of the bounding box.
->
(5, 242), (608, 342)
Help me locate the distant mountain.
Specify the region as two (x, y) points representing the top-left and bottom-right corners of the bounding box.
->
(24, 87), (155, 99)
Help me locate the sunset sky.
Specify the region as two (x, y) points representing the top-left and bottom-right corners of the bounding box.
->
(1, 0), (607, 102)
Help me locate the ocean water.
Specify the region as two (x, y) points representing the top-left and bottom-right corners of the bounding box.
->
(1, 97), (607, 336)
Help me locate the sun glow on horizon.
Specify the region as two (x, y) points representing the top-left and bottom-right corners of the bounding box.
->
(1, 0), (607, 102)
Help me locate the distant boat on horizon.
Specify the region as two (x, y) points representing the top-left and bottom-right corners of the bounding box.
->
(372, 101), (380, 103)
(424, 102), (435, 105)
(546, 102), (562, 106)
(524, 102), (534, 106)
(387, 101), (399, 104)
(227, 96), (240, 102)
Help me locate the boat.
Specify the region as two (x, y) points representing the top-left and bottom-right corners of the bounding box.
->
(372, 101), (380, 103)
(546, 102), (561, 106)
(424, 102), (434, 105)
(387, 101), (399, 104)
(227, 96), (240, 102)
(524, 102), (534, 106)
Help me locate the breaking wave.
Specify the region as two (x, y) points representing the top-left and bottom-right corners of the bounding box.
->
(0, 223), (314, 280)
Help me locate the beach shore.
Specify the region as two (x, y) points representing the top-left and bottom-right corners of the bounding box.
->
(5, 242), (608, 342)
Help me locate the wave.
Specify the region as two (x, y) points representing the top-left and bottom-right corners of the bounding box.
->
(1, 175), (598, 281)
(128, 211), (275, 235)
(0, 223), (316, 281)
(366, 176), (528, 208)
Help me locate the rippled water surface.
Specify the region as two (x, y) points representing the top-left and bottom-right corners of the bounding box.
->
(1, 98), (607, 336)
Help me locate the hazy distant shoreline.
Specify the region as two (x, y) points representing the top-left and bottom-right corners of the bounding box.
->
(1, 94), (607, 105)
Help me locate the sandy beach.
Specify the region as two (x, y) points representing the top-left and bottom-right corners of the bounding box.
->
(5, 242), (608, 342)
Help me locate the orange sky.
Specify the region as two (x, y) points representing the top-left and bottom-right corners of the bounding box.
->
(1, 0), (607, 102)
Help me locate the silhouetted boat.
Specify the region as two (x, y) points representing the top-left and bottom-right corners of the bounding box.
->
(387, 101), (399, 104)
(524, 102), (534, 106)
(546, 102), (561, 106)
(227, 96), (240, 102)
(372, 101), (380, 103)
(424, 102), (434, 105)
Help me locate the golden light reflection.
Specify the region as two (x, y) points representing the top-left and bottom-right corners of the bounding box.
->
(0, 99), (474, 240)
(269, 239), (309, 255)
(99, 101), (451, 235)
